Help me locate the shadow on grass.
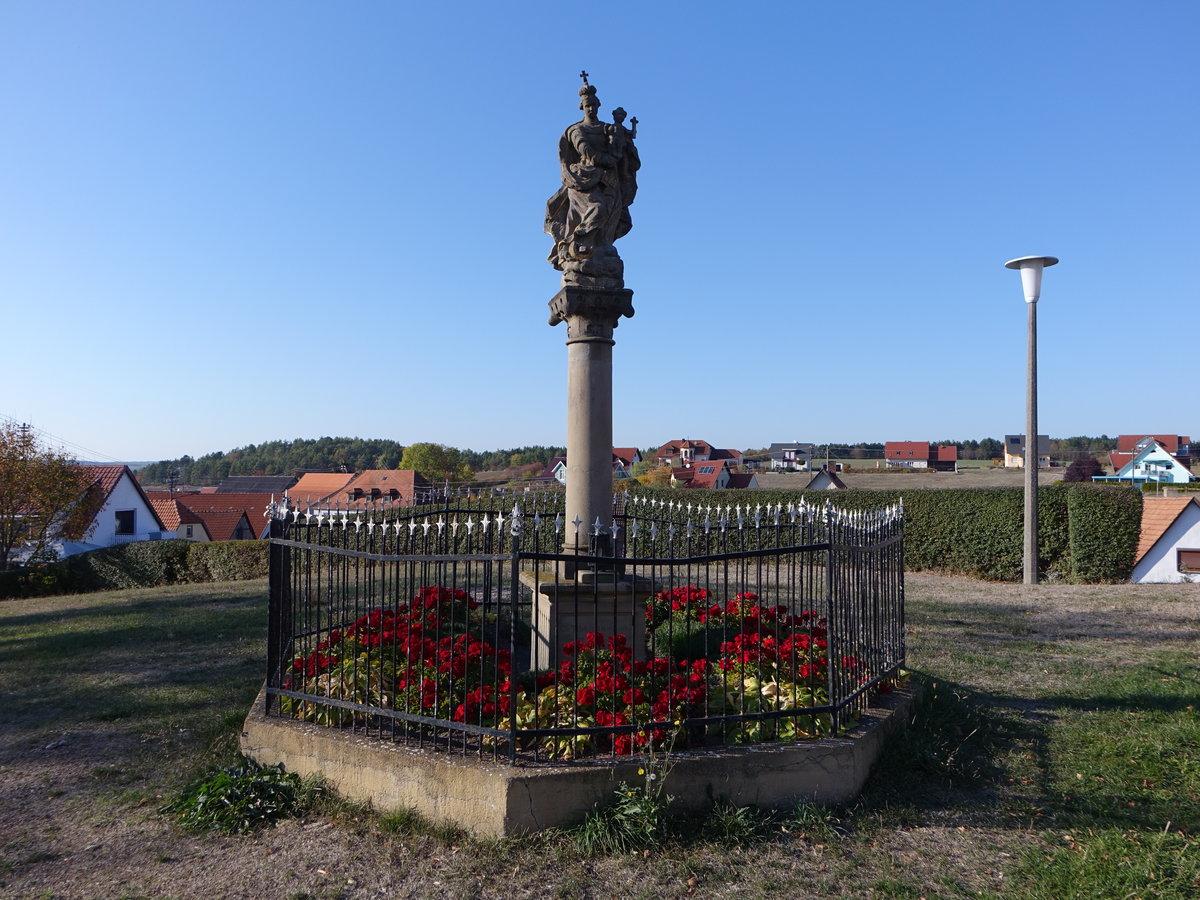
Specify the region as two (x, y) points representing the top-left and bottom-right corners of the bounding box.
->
(858, 670), (1034, 821)
(0, 581), (266, 634)
(859, 658), (1200, 838)
(0, 586), (269, 752)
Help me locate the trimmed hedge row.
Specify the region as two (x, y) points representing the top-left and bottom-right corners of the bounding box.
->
(2, 482), (1141, 595)
(0, 540), (268, 599)
(628, 482), (1141, 583)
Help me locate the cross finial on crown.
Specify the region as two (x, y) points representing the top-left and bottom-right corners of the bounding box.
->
(579, 70), (589, 86)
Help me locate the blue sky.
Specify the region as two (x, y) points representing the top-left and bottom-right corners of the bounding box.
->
(2, 1), (1196, 463)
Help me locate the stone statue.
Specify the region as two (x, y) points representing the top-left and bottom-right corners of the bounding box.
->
(545, 72), (639, 290)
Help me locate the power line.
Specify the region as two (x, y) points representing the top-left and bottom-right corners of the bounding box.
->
(0, 413), (126, 464)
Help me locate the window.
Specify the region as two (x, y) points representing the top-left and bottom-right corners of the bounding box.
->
(1179, 549), (1200, 573)
(115, 510), (135, 535)
(185, 525), (194, 538)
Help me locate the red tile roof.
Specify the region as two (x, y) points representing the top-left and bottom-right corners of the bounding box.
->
(151, 492), (273, 538)
(148, 498), (204, 532)
(885, 442), (929, 459)
(1109, 452), (1135, 471)
(657, 438), (715, 458)
(1117, 434), (1190, 454)
(337, 470), (432, 509)
(74, 465), (167, 530)
(612, 448), (641, 466)
(192, 509), (253, 541)
(287, 472), (356, 506)
(1136, 497), (1199, 564)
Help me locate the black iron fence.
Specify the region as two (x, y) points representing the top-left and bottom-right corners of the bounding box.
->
(265, 489), (904, 763)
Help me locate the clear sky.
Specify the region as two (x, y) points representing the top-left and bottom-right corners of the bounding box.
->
(3, 1), (1196, 463)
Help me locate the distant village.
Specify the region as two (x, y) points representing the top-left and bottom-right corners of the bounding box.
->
(58, 432), (1198, 585)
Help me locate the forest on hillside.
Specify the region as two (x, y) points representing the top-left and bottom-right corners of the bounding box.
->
(138, 434), (1119, 486)
(137, 439), (567, 486)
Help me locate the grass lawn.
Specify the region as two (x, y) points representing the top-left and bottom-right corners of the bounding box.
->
(1, 575), (1198, 899)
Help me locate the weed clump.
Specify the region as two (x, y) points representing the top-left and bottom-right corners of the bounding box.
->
(161, 756), (319, 834)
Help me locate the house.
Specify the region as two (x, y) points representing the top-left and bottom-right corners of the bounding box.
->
(1132, 497), (1200, 583)
(611, 447), (643, 470)
(656, 439), (744, 470)
(543, 456), (568, 485)
(672, 464), (729, 489)
(670, 465), (757, 490)
(1110, 435), (1194, 477)
(286, 472), (357, 507)
(1094, 439), (1195, 486)
(1003, 435), (1051, 469)
(149, 498), (211, 542)
(656, 438), (715, 467)
(335, 469), (434, 509)
(59, 465), (170, 557)
(764, 441), (815, 471)
(805, 468), (847, 490)
(544, 450), (643, 485)
(148, 492), (263, 540)
(884, 442), (958, 472)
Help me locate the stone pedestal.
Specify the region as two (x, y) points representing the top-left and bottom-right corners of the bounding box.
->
(521, 571), (653, 672)
(549, 285), (633, 573)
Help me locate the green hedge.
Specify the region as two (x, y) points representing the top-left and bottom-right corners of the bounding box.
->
(628, 483), (1141, 583)
(0, 540), (268, 599)
(1066, 484), (1143, 583)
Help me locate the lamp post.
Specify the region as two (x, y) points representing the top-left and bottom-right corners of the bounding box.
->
(1005, 255), (1059, 585)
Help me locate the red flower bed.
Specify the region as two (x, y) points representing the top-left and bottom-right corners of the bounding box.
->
(284, 583), (852, 753)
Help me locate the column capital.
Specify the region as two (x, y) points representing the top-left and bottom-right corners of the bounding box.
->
(548, 286), (635, 342)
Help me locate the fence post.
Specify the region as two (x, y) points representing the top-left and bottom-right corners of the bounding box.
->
(266, 513), (291, 714)
(509, 505), (522, 763)
(823, 499), (839, 732)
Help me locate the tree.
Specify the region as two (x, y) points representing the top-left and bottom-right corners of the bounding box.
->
(632, 460), (672, 488)
(1063, 456), (1104, 483)
(399, 443), (473, 483)
(0, 424), (101, 571)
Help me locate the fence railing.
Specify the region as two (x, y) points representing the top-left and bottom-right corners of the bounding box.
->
(264, 490), (904, 764)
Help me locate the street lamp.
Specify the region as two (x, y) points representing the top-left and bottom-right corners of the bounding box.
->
(1005, 255), (1059, 586)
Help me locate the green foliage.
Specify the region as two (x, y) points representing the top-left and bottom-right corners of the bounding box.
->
(701, 800), (775, 846)
(160, 757), (318, 834)
(398, 442), (473, 483)
(628, 483), (1140, 583)
(139, 437), (407, 486)
(0, 539), (267, 598)
(461, 445), (566, 471)
(870, 674), (1005, 790)
(141, 440), (573, 487)
(184, 540), (269, 582)
(1004, 653), (1200, 898)
(0, 423), (105, 571)
(574, 762), (672, 854)
(1066, 484), (1142, 583)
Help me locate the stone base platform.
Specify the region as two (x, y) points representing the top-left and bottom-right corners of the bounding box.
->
(240, 686), (915, 838)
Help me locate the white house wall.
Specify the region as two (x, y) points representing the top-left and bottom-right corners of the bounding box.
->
(1133, 507), (1200, 584)
(60, 474), (169, 557)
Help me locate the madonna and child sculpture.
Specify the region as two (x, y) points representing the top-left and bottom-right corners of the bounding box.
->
(545, 71), (640, 294)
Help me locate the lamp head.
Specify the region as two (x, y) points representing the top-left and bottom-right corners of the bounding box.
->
(1005, 255), (1059, 303)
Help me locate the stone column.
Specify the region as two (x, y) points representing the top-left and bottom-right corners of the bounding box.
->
(549, 285), (634, 571)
